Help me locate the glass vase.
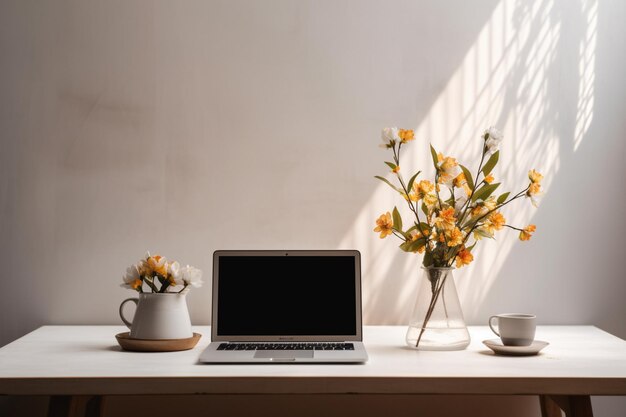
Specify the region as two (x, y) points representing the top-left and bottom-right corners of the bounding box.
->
(405, 266), (470, 350)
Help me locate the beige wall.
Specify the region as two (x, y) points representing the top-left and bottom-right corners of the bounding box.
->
(1, 0), (625, 416)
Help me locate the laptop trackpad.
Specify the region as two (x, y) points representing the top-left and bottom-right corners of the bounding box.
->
(254, 350), (314, 359)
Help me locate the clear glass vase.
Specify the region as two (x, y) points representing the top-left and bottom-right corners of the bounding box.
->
(406, 266), (471, 350)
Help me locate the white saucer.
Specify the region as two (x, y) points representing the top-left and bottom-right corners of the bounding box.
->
(482, 339), (549, 356)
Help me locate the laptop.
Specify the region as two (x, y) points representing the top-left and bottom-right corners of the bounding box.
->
(199, 250), (368, 363)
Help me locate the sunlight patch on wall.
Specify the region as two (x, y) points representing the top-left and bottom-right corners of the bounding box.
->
(341, 0), (598, 324)
(574, 0), (597, 151)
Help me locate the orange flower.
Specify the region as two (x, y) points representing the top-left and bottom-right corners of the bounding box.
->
(519, 224), (537, 241)
(456, 248), (474, 268)
(398, 129), (415, 143)
(392, 165), (400, 173)
(484, 174), (494, 184)
(485, 211), (506, 232)
(373, 212), (394, 239)
(446, 227), (465, 247)
(435, 207), (457, 230)
(131, 279), (142, 290)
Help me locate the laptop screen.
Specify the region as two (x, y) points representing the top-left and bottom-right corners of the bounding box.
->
(213, 251), (360, 339)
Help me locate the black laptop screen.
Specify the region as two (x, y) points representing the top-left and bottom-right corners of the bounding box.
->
(216, 255), (357, 336)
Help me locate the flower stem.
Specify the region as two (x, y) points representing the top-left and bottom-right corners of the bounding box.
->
(416, 269), (449, 347)
(392, 143), (432, 251)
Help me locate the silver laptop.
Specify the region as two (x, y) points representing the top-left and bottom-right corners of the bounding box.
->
(199, 250), (368, 363)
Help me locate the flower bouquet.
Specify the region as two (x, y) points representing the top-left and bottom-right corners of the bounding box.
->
(118, 252), (203, 341)
(122, 252), (203, 293)
(374, 127), (542, 349)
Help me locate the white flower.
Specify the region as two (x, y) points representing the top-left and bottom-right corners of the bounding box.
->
(181, 265), (203, 288)
(380, 127), (399, 148)
(168, 261), (182, 284)
(121, 263), (141, 289)
(484, 126), (503, 154)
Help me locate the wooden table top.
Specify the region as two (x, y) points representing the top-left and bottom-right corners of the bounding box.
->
(1, 325), (625, 395)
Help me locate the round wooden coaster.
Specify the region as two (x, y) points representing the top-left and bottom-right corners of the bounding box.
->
(115, 332), (201, 352)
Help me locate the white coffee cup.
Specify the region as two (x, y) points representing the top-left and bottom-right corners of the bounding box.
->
(488, 313), (536, 346)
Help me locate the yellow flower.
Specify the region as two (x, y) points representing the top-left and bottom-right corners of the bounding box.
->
(398, 129), (415, 143)
(527, 182), (541, 196)
(453, 172), (466, 188)
(131, 279), (142, 290)
(373, 212), (394, 239)
(519, 224), (537, 241)
(440, 156), (458, 172)
(485, 211), (506, 232)
(526, 182), (542, 207)
(146, 255), (168, 277)
(413, 180), (435, 199)
(437, 154), (461, 185)
(484, 174), (494, 184)
(405, 192), (419, 202)
(434, 207), (457, 230)
(453, 173), (472, 197)
(423, 193), (439, 210)
(456, 248), (474, 268)
(529, 169), (543, 184)
(471, 196), (498, 217)
(446, 227), (465, 247)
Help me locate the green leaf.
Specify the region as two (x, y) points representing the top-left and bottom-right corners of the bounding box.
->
(471, 183), (501, 202)
(400, 237), (427, 253)
(497, 192), (510, 205)
(481, 150), (499, 177)
(384, 161), (397, 171)
(374, 176), (403, 195)
(423, 250), (434, 267)
(392, 206), (403, 232)
(407, 171), (421, 193)
(421, 202), (429, 216)
(430, 144), (439, 170)
(466, 241), (477, 252)
(460, 164), (475, 191)
(474, 228), (494, 239)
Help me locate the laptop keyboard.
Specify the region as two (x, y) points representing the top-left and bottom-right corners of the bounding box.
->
(217, 342), (355, 351)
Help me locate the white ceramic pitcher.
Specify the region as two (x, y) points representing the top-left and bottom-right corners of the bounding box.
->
(119, 293), (193, 340)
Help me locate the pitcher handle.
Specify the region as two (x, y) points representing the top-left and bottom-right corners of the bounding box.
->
(488, 315), (500, 337)
(119, 298), (139, 329)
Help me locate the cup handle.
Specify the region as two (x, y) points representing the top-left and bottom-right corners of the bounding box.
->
(488, 315), (500, 337)
(119, 298), (138, 329)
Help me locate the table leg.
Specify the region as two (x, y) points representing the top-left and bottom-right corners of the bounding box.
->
(540, 395), (593, 417)
(47, 395), (103, 417)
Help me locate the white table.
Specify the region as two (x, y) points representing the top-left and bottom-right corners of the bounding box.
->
(1, 326), (625, 417)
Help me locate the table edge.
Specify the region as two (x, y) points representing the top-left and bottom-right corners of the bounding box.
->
(1, 376), (625, 396)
